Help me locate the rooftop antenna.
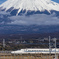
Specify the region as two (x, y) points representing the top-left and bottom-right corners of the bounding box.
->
(3, 39), (5, 48)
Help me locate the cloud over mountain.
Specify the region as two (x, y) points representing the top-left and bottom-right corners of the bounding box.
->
(7, 13), (59, 25)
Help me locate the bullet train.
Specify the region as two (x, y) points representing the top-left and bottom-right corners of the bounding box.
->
(11, 48), (59, 54)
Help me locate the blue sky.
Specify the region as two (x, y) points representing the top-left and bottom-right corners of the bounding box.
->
(0, 0), (6, 4)
(0, 0), (59, 4)
(52, 0), (59, 3)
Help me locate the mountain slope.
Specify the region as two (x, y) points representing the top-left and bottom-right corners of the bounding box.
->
(0, 0), (59, 15)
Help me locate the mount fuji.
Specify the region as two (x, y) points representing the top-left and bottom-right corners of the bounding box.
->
(0, 0), (59, 16)
(0, 0), (59, 34)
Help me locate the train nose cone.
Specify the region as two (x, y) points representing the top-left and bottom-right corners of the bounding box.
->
(11, 51), (15, 54)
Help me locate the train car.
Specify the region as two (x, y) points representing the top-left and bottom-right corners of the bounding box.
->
(11, 48), (59, 54)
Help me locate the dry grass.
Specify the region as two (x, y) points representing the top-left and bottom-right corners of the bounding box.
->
(0, 53), (58, 59)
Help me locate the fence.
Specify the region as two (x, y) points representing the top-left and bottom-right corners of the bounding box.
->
(0, 51), (58, 59)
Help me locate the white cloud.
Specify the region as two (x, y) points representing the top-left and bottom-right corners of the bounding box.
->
(8, 13), (59, 25)
(0, 11), (10, 15)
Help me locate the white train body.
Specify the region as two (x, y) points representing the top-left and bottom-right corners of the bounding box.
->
(11, 48), (59, 54)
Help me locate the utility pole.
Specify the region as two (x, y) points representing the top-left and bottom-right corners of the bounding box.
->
(3, 39), (5, 48)
(49, 36), (51, 54)
(53, 38), (57, 59)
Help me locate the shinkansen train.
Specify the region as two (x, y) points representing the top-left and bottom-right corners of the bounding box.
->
(11, 48), (59, 54)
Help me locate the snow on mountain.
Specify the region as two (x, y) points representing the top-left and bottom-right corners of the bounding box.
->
(0, 0), (59, 15)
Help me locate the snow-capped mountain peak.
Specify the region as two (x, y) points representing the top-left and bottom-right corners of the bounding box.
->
(0, 0), (59, 15)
